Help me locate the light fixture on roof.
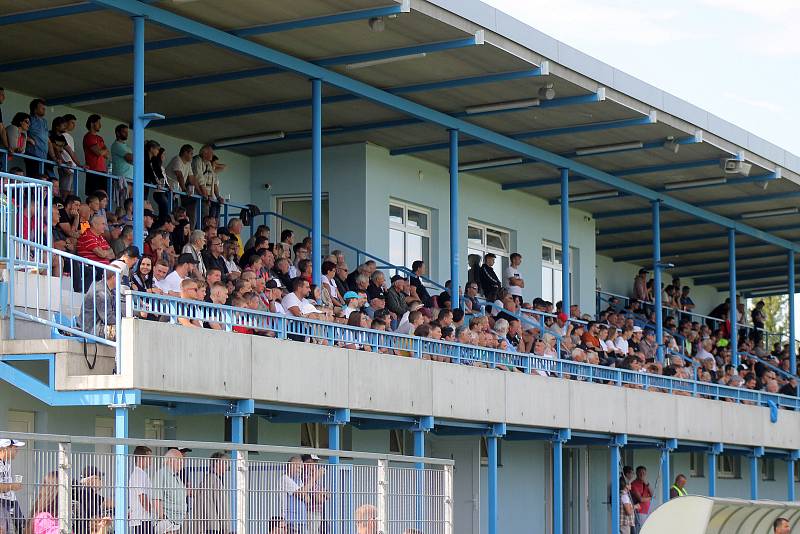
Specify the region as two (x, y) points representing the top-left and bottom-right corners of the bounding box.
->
(568, 190), (620, 202)
(720, 158), (752, 176)
(368, 17), (385, 32)
(464, 98), (540, 115)
(70, 93), (141, 107)
(345, 52), (426, 70)
(740, 207), (799, 220)
(574, 141), (644, 156)
(458, 157), (523, 171)
(213, 131), (286, 148)
(663, 136), (680, 154)
(538, 83), (556, 100)
(663, 177), (727, 190)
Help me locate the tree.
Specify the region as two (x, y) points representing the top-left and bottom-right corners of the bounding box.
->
(748, 296), (787, 349)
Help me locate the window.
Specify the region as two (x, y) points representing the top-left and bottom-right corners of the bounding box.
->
(467, 221), (510, 286)
(389, 201), (431, 269)
(761, 457), (775, 481)
(689, 452), (705, 478)
(480, 437), (503, 467)
(301, 423), (330, 449)
(795, 460), (800, 483)
(541, 241), (572, 304)
(718, 455), (741, 479)
(389, 430), (412, 455)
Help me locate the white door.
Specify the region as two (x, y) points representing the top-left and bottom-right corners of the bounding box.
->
(6, 410), (35, 516)
(431, 437), (479, 534)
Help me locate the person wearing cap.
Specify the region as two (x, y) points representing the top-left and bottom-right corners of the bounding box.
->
(479, 253), (502, 302)
(302, 454), (327, 534)
(386, 274), (411, 318)
(155, 253), (198, 297)
(0, 439), (25, 531)
(110, 245), (140, 291)
(342, 291), (363, 319)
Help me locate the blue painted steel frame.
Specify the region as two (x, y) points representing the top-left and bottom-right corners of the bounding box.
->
(660, 439), (676, 505)
(312, 79), (323, 289)
(708, 443), (722, 497)
(114, 406), (129, 534)
(653, 201), (664, 362)
(790, 251), (797, 375)
(750, 447), (764, 499)
(132, 16), (145, 252)
(88, 0), (800, 254)
(729, 229), (739, 367)
(486, 423), (505, 534)
(552, 428), (570, 534)
(789, 451), (799, 501)
(610, 434), (626, 534)
(449, 129), (460, 309)
(560, 169), (570, 316)
(328, 408), (349, 534)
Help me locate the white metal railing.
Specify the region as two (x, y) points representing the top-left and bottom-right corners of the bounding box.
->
(0, 431), (454, 534)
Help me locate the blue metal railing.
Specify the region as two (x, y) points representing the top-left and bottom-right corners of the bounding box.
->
(126, 290), (800, 410)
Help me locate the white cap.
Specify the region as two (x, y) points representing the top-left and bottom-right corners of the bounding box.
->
(0, 439), (25, 448)
(309, 454), (321, 460)
(632, 326), (643, 333)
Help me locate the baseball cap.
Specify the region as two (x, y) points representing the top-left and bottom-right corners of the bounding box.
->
(557, 312), (568, 322)
(143, 209), (155, 218)
(390, 274), (407, 283)
(301, 454), (321, 462)
(632, 326), (643, 333)
(265, 280), (278, 289)
(343, 291), (359, 300)
(0, 439), (25, 448)
(176, 253), (200, 265)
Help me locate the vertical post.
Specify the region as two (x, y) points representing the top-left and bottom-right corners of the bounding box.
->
(377, 458), (389, 534)
(448, 129), (460, 309)
(328, 409), (348, 534)
(132, 15), (146, 252)
(560, 168), (570, 316)
(311, 78), (323, 289)
(660, 439), (676, 505)
(708, 443), (722, 497)
(487, 435), (499, 534)
(729, 228), (739, 367)
(788, 452), (798, 502)
(553, 439), (563, 534)
(113, 406), (129, 534)
(610, 443), (620, 534)
(413, 416), (432, 531)
(652, 200), (664, 363)
(789, 251), (796, 375)
(750, 447), (763, 500)
(444, 464), (454, 534)
(58, 442), (71, 534)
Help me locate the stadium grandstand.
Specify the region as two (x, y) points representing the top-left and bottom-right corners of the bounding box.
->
(0, 0), (799, 533)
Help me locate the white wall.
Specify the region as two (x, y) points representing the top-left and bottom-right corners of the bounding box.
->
(1, 89), (253, 203)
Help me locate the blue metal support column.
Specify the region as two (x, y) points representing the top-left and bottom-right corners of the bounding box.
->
(750, 447), (764, 500)
(328, 408), (349, 534)
(788, 451), (799, 501)
(227, 399), (253, 534)
(132, 15), (146, 252)
(487, 423), (506, 534)
(449, 129), (460, 309)
(652, 200), (664, 363)
(708, 443), (723, 497)
(610, 434), (627, 534)
(311, 78), (323, 289)
(560, 168), (570, 316)
(660, 439), (677, 504)
(113, 403), (129, 534)
(413, 416), (434, 530)
(790, 251), (796, 375)
(552, 429), (571, 534)
(729, 229), (739, 367)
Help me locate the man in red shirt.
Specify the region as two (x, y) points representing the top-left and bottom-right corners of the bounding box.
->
(580, 321), (602, 349)
(83, 114), (109, 194)
(630, 465), (653, 532)
(77, 214), (114, 264)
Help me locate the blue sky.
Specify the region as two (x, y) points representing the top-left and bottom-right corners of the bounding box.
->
(483, 0), (800, 156)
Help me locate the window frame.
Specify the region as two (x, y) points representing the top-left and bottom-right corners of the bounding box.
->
(541, 240), (573, 304)
(689, 452), (705, 478)
(717, 454), (741, 479)
(467, 220), (511, 287)
(389, 200), (432, 269)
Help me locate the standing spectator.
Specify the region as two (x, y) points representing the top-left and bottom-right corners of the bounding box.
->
(58, 114), (80, 194)
(669, 474), (687, 499)
(152, 449), (187, 534)
(752, 300), (766, 345)
(633, 269), (648, 304)
(83, 114), (110, 193)
(6, 113), (31, 155)
(0, 88), (7, 151)
(630, 466), (652, 532)
(25, 98), (55, 178)
(110, 124), (133, 182)
(192, 145), (222, 219)
(479, 253), (502, 302)
(165, 144), (196, 217)
(504, 253), (524, 305)
(620, 476), (636, 534)
(128, 446), (154, 534)
(193, 452), (230, 534)
(409, 261), (432, 308)
(0, 439), (25, 533)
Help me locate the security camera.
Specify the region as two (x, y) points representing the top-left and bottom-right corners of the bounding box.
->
(368, 17), (385, 32)
(263, 183), (272, 190)
(720, 158), (752, 176)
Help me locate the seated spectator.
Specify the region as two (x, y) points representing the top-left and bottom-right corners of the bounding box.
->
(386, 275), (411, 318)
(177, 279), (202, 328)
(367, 271), (386, 301)
(78, 269), (118, 340)
(320, 260), (342, 308)
(131, 256), (154, 293)
(155, 253), (198, 297)
(77, 214), (114, 264)
(182, 230), (207, 277)
(463, 282), (480, 315)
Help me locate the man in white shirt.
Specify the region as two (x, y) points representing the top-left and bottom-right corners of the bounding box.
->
(129, 446), (154, 534)
(0, 439), (25, 532)
(155, 253), (198, 296)
(282, 278), (311, 317)
(615, 326), (633, 357)
(504, 252), (525, 305)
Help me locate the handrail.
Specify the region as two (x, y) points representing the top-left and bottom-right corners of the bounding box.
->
(126, 290), (800, 410)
